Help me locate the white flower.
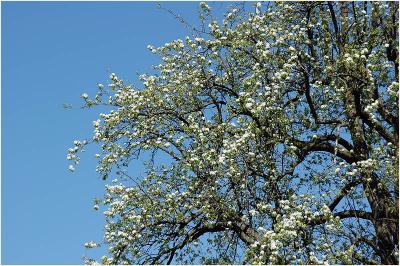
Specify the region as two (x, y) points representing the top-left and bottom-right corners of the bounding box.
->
(245, 102), (253, 109)
(84, 241), (99, 248)
(81, 93), (88, 99)
(199, 2), (210, 11)
(249, 209), (258, 216)
(361, 48), (369, 54)
(69, 165), (75, 172)
(255, 2), (262, 14)
(93, 120), (100, 127)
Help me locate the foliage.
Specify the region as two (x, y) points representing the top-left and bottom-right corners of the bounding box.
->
(69, 2), (399, 264)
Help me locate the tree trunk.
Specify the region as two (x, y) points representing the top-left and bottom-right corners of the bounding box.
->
(345, 87), (399, 264)
(364, 179), (398, 264)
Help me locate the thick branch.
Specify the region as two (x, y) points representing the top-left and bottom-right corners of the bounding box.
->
(231, 215), (260, 245)
(329, 179), (362, 211)
(328, 2), (340, 43)
(293, 137), (356, 164)
(360, 110), (398, 144)
(310, 210), (373, 226)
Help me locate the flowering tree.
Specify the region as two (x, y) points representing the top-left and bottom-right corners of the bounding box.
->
(69, 2), (398, 264)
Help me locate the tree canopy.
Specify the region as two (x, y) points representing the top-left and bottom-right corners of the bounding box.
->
(69, 2), (399, 264)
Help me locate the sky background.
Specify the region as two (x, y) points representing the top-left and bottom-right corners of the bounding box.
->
(1, 1), (237, 264)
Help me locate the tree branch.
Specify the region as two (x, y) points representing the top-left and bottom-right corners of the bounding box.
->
(293, 136), (356, 164)
(329, 179), (363, 211)
(310, 210), (373, 226)
(360, 110), (398, 144)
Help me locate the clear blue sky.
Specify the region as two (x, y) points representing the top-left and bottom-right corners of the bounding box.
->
(2, 1), (235, 264)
